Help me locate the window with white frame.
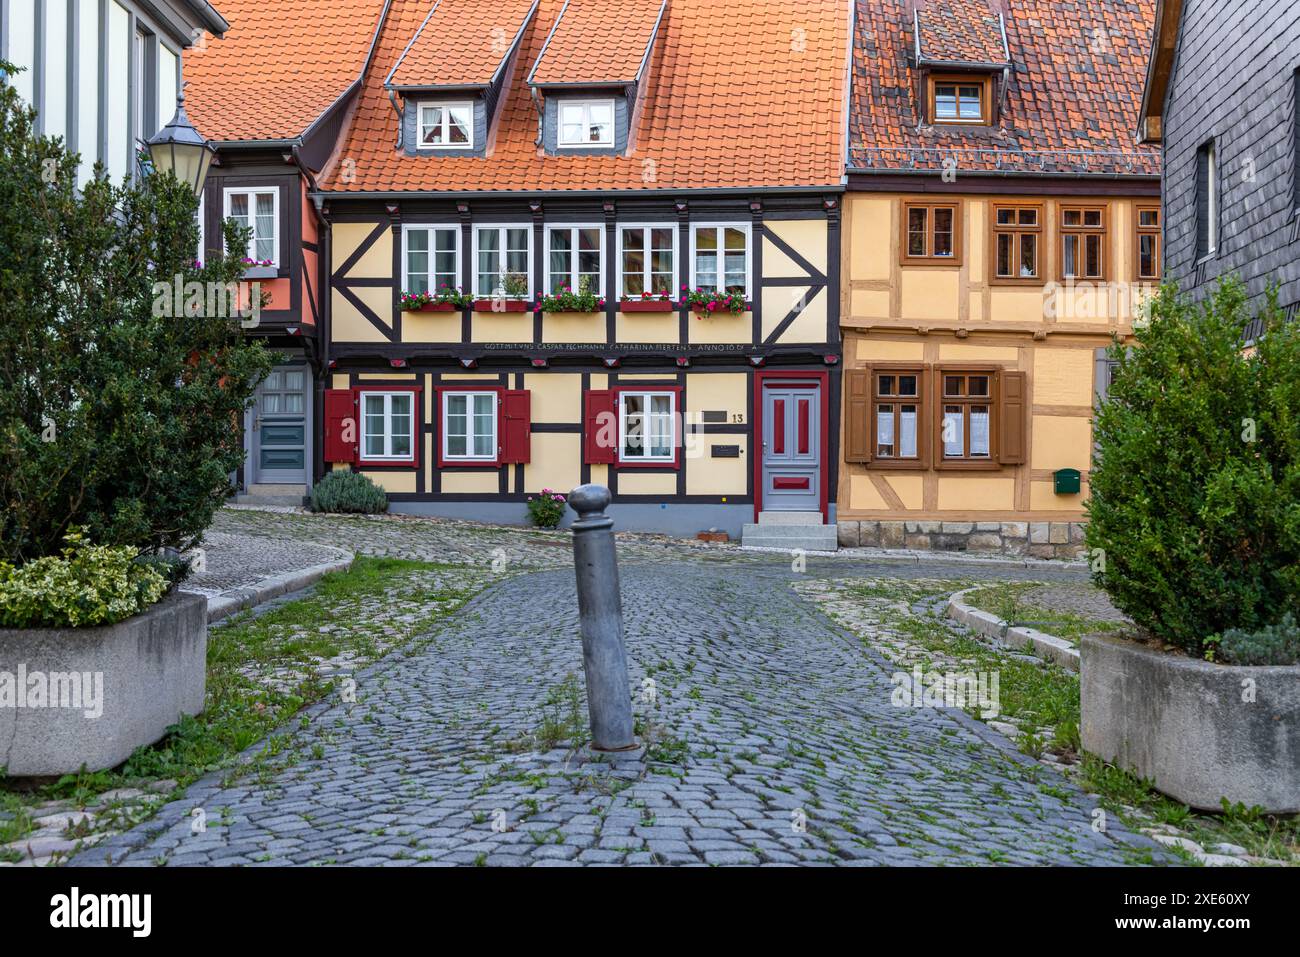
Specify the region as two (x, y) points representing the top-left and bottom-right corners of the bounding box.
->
(619, 391), (675, 462)
(546, 225), (603, 296)
(443, 391), (497, 461)
(404, 225), (460, 295)
(224, 188), (279, 266)
(418, 102), (473, 149)
(473, 225), (531, 298)
(618, 225), (676, 297)
(361, 391), (415, 462)
(557, 99), (615, 147)
(691, 224), (750, 297)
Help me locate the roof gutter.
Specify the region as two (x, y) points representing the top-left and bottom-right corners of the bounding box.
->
(311, 184), (846, 201)
(180, 0), (228, 36)
(846, 166), (1159, 181)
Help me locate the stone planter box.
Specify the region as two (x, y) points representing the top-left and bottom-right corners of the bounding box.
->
(0, 591), (208, 777)
(1081, 633), (1300, 813)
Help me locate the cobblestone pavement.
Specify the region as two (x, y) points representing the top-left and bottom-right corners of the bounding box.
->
(71, 559), (1170, 867)
(1018, 583), (1129, 623)
(181, 530), (351, 598)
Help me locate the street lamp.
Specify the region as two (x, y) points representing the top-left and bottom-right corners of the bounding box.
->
(146, 92), (214, 197)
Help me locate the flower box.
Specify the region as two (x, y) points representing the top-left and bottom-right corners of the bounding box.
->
(473, 299), (529, 313)
(692, 302), (751, 315)
(415, 302), (459, 312)
(242, 265), (278, 280)
(621, 299), (676, 313)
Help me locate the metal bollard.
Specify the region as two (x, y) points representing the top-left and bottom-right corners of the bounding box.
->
(567, 484), (637, 752)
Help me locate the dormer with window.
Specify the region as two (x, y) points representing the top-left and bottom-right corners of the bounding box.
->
(385, 0), (539, 157)
(912, 1), (1010, 128)
(527, 0), (667, 156)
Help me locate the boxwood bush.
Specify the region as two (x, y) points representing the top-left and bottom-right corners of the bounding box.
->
(1086, 279), (1300, 660)
(309, 471), (388, 514)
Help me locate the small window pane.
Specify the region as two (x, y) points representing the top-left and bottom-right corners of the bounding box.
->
(1085, 234), (1102, 277)
(968, 376), (989, 397)
(996, 233), (1013, 277)
(898, 375), (917, 396)
(879, 375), (895, 396)
(1063, 235), (1079, 277)
(907, 207), (928, 256)
(448, 106), (471, 144)
(1064, 209), (1082, 227)
(935, 85), (957, 119)
(943, 407), (964, 457)
(932, 208), (954, 257)
(1139, 234), (1157, 278)
(1020, 234), (1037, 277)
(1018, 208), (1038, 226)
(899, 404), (917, 458)
(876, 405), (894, 457)
(1084, 209), (1102, 227)
(997, 208), (1016, 226)
(1139, 209), (1160, 227)
(970, 406), (990, 457)
(945, 376), (964, 396)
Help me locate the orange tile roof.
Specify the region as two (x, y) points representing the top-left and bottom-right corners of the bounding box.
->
(387, 0), (539, 90)
(322, 0), (849, 193)
(915, 0), (1008, 65)
(185, 0), (386, 142)
(528, 0), (666, 87)
(850, 0), (1161, 177)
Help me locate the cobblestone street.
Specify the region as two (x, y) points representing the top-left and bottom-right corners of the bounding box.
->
(68, 513), (1170, 867)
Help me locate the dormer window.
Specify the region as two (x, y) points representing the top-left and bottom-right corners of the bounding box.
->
(928, 75), (991, 125)
(418, 102), (473, 149)
(558, 99), (615, 147)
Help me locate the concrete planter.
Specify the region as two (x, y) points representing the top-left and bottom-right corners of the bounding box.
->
(1081, 634), (1300, 813)
(0, 591), (208, 777)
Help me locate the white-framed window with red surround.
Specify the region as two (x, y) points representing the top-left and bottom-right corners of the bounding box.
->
(434, 385), (531, 468)
(582, 386), (682, 469)
(359, 388), (418, 466)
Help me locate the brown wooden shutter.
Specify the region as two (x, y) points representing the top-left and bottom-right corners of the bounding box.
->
(844, 368), (872, 463)
(499, 390), (531, 464)
(998, 370), (1028, 465)
(323, 389), (358, 464)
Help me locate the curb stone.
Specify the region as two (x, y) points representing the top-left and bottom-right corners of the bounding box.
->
(197, 555), (356, 624)
(946, 586), (1082, 672)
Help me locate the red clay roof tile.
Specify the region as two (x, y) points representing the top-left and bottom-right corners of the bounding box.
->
(323, 0), (849, 193)
(185, 0), (386, 142)
(388, 0), (539, 90)
(915, 0), (1009, 65)
(528, 0), (665, 87)
(850, 0), (1160, 176)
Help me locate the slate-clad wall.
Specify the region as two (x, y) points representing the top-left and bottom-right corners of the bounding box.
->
(1162, 0), (1300, 330)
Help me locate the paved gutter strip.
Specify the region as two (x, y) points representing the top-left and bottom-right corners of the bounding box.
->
(197, 554), (356, 624)
(946, 586), (1082, 672)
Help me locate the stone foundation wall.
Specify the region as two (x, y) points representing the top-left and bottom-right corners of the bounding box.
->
(836, 520), (1087, 560)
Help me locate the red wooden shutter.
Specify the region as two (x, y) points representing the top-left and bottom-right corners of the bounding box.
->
(998, 371), (1028, 465)
(844, 368), (872, 463)
(583, 390), (616, 464)
(500, 389), (531, 464)
(323, 389), (358, 463)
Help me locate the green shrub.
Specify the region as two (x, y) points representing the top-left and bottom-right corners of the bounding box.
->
(1218, 614), (1300, 666)
(308, 471), (388, 514)
(0, 530), (167, 628)
(1086, 279), (1300, 657)
(526, 489), (567, 528)
(0, 61), (273, 563)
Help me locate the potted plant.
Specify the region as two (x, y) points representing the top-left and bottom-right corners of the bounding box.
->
(474, 272), (530, 312)
(1081, 279), (1300, 814)
(527, 489), (567, 529)
(683, 287), (748, 315)
(621, 291), (676, 313)
(400, 285), (473, 312)
(537, 276), (604, 314)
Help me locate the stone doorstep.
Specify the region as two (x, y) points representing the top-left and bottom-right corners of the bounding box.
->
(946, 587), (1082, 672)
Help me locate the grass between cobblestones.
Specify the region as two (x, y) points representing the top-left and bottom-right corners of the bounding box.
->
(963, 582), (1129, 647)
(0, 556), (491, 862)
(825, 578), (1298, 867)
